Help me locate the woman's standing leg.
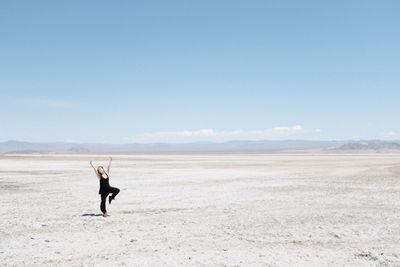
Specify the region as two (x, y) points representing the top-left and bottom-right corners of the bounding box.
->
(100, 193), (108, 214)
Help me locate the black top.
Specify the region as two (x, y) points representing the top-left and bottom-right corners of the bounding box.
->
(99, 174), (111, 194)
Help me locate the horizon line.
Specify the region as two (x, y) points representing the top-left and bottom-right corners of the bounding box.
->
(1, 139), (399, 145)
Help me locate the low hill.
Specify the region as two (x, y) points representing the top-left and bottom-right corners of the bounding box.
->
(336, 140), (400, 151)
(1, 140), (399, 154)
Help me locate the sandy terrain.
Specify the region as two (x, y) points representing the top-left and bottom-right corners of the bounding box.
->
(1, 153), (400, 266)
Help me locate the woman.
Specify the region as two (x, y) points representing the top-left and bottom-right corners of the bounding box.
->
(90, 157), (120, 216)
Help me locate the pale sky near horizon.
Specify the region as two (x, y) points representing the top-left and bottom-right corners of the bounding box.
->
(1, 1), (399, 143)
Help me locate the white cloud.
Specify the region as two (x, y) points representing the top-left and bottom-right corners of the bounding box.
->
(380, 131), (398, 140)
(128, 125), (321, 143)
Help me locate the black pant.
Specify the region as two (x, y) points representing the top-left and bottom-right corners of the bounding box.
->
(100, 187), (120, 214)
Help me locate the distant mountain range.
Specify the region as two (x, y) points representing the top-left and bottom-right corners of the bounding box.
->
(1, 140), (400, 154)
(337, 140), (400, 151)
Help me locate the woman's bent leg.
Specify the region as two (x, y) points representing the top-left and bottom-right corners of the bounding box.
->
(110, 187), (120, 198)
(109, 187), (120, 203)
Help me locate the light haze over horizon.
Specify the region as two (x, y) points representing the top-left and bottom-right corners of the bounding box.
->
(1, 1), (399, 143)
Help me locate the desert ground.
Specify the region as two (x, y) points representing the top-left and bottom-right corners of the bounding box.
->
(1, 153), (400, 266)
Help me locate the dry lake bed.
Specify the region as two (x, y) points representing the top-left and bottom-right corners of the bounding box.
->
(1, 153), (400, 266)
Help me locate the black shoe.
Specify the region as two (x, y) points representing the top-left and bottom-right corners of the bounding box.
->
(109, 196), (114, 204)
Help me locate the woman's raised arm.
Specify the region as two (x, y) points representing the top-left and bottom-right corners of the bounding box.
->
(107, 156), (112, 174)
(90, 161), (98, 177)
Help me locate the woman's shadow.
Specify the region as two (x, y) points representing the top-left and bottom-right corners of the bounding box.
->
(81, 213), (103, 217)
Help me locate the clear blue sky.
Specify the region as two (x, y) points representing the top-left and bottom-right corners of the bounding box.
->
(1, 0), (399, 143)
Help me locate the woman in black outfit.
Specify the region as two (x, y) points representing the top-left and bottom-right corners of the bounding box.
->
(90, 157), (120, 216)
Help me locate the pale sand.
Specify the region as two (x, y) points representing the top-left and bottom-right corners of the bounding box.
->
(1, 154), (400, 266)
